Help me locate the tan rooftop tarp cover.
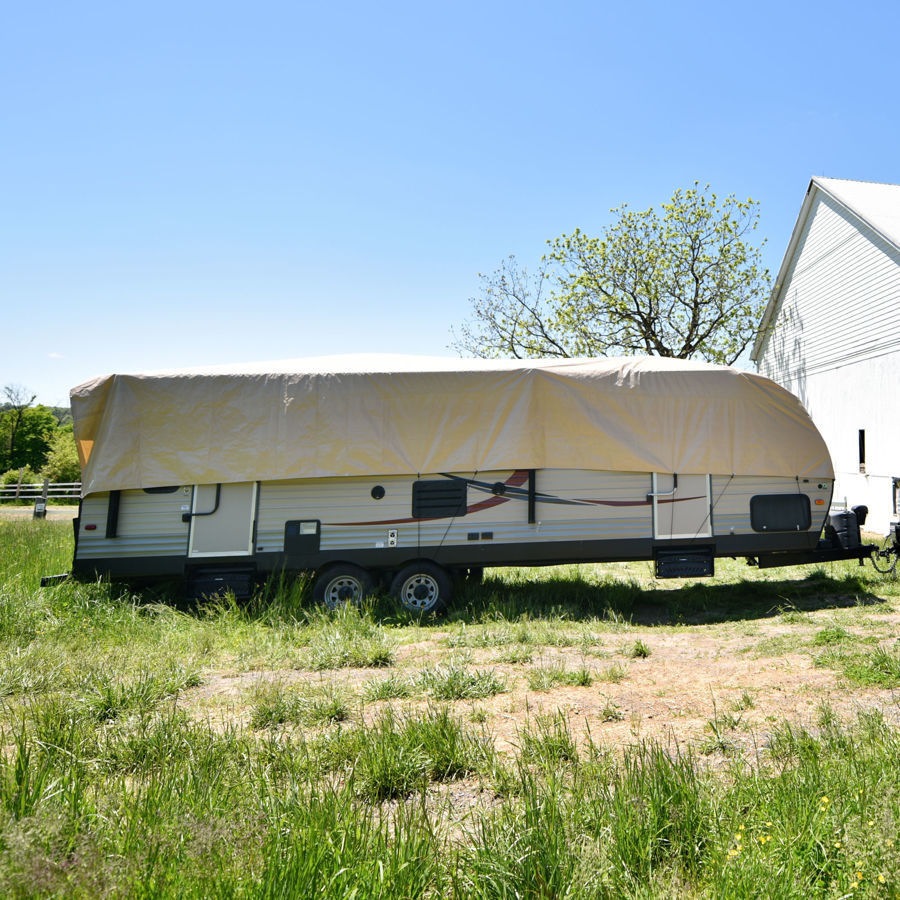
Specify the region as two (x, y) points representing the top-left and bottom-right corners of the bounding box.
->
(71, 355), (833, 495)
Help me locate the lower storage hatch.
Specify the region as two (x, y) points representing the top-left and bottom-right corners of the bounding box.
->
(186, 566), (257, 600)
(654, 548), (714, 579)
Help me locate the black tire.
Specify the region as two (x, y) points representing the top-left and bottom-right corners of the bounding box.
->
(871, 535), (898, 575)
(312, 564), (376, 609)
(390, 561), (452, 614)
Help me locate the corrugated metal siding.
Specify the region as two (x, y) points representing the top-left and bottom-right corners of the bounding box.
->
(258, 470), (654, 552)
(257, 475), (415, 552)
(76, 490), (190, 560)
(533, 470), (651, 523)
(259, 469), (690, 553)
(710, 476), (830, 535)
(759, 193), (900, 387)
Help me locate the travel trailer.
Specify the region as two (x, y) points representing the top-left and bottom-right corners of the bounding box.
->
(57, 355), (871, 611)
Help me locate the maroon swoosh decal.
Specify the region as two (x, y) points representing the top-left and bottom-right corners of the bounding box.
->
(327, 476), (704, 526)
(575, 498), (652, 507)
(329, 470), (529, 527)
(574, 495), (704, 507)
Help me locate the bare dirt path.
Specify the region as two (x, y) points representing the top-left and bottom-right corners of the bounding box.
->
(181, 604), (900, 760)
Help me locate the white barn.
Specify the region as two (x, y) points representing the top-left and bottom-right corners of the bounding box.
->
(752, 177), (900, 534)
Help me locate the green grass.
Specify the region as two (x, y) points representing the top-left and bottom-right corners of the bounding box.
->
(5, 519), (900, 897)
(248, 680), (353, 728)
(419, 663), (506, 700)
(525, 662), (593, 690)
(818, 643), (900, 688)
(597, 661), (628, 683)
(624, 637), (652, 658)
(361, 672), (417, 702)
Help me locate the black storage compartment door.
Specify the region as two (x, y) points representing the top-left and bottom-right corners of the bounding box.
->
(750, 494), (812, 532)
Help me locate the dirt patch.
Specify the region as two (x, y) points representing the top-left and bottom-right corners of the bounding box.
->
(178, 607), (900, 758)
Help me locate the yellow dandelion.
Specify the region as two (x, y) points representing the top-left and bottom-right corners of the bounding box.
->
(739, 824), (745, 831)
(857, 871), (863, 879)
(822, 795), (830, 803)
(879, 874), (886, 884)
(834, 841), (842, 849)
(850, 881), (858, 889)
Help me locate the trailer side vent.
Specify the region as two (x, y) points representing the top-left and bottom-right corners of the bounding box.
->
(750, 494), (811, 532)
(412, 480), (467, 518)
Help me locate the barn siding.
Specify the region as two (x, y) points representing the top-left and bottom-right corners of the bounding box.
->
(756, 189), (900, 533)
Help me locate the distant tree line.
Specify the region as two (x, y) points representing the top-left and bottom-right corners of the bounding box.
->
(0, 384), (80, 487)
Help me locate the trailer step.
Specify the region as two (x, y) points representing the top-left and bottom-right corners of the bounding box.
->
(186, 566), (257, 600)
(655, 548), (714, 579)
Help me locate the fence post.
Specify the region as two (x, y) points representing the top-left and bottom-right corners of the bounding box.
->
(14, 468), (24, 500)
(33, 478), (49, 520)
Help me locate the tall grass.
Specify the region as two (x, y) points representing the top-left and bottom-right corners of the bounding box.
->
(4, 519), (900, 897)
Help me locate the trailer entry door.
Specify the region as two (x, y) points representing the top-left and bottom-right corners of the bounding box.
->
(188, 483), (257, 557)
(652, 474), (712, 540)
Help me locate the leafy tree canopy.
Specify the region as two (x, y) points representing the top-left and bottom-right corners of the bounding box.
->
(42, 426), (81, 483)
(0, 405), (57, 472)
(0, 384), (70, 477)
(453, 184), (771, 366)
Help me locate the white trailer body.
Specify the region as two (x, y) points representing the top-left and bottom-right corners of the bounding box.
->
(65, 355), (860, 609)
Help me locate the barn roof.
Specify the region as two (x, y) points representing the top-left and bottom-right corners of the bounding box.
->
(752, 177), (900, 362)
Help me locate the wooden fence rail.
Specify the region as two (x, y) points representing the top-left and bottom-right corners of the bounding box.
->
(0, 481), (81, 500)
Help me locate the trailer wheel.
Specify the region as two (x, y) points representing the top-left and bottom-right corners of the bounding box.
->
(312, 564), (375, 609)
(390, 562), (452, 614)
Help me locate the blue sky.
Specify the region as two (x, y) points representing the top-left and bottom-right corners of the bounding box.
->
(3, 0), (899, 406)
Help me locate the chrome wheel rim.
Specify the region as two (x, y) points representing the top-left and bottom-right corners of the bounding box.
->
(399, 573), (439, 611)
(323, 575), (364, 608)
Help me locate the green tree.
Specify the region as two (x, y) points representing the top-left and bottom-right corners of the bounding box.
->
(41, 425), (81, 483)
(453, 184), (771, 365)
(0, 385), (57, 472)
(0, 384), (36, 471)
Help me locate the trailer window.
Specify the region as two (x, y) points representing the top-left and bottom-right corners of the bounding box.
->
(750, 494), (811, 532)
(412, 480), (467, 519)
